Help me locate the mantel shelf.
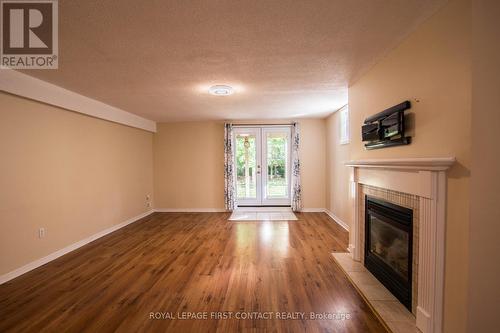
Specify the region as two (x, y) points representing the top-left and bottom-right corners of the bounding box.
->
(345, 157), (456, 171)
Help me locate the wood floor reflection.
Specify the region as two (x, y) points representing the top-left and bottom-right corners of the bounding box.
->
(0, 212), (387, 332)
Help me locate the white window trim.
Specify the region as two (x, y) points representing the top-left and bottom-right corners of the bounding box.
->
(339, 105), (350, 145)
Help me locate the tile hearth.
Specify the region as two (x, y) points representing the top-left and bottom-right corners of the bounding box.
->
(332, 252), (418, 333)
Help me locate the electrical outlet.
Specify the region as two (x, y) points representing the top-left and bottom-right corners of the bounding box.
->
(146, 194), (151, 201)
(38, 228), (46, 239)
(147, 202), (152, 208)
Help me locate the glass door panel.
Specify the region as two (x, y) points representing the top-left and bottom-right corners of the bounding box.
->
(234, 128), (261, 205)
(262, 127), (291, 205)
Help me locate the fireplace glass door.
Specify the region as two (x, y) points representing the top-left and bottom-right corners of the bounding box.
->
(369, 215), (409, 280)
(365, 196), (413, 310)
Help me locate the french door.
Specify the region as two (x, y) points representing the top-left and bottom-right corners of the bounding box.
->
(233, 126), (291, 206)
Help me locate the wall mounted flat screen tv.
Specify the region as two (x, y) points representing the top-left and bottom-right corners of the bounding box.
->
(361, 101), (411, 150)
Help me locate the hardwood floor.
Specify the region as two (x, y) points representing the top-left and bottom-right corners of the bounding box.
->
(0, 212), (387, 333)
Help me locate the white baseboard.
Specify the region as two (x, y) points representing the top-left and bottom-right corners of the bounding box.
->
(297, 208), (350, 231)
(300, 208), (326, 212)
(324, 209), (350, 231)
(0, 210), (154, 285)
(154, 208), (227, 213)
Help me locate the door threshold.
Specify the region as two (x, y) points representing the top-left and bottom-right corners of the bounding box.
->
(237, 205), (291, 207)
(235, 206), (292, 212)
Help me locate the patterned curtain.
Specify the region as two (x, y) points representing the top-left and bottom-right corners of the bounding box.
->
(224, 123), (236, 211)
(291, 122), (302, 212)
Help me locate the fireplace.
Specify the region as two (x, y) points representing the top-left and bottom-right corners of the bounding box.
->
(365, 196), (413, 310)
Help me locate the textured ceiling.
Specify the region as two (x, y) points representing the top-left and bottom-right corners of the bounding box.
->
(22, 0), (446, 122)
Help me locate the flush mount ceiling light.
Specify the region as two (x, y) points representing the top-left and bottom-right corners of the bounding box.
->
(208, 85), (234, 96)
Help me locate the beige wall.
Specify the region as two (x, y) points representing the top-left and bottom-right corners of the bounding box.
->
(153, 121), (225, 209)
(0, 92), (154, 276)
(325, 109), (351, 228)
(153, 119), (326, 209)
(325, 0), (471, 332)
(468, 0), (500, 331)
(297, 119), (326, 209)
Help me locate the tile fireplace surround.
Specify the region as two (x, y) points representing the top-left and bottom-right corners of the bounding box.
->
(344, 158), (455, 333)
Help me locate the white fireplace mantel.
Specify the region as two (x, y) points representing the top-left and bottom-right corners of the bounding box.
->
(345, 157), (455, 333)
(345, 157), (456, 170)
